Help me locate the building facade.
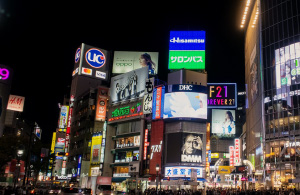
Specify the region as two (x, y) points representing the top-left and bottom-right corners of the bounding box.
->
(242, 0), (300, 189)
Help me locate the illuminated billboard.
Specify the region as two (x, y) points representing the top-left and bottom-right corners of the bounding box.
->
(168, 31), (205, 70)
(165, 166), (203, 178)
(152, 86), (165, 119)
(58, 105), (69, 129)
(112, 51), (159, 75)
(163, 92), (207, 119)
(211, 109), (236, 137)
(90, 133), (103, 164)
(95, 88), (108, 121)
(110, 67), (148, 104)
(7, 95), (25, 112)
(166, 133), (204, 164)
(72, 43), (110, 80)
(207, 83), (237, 108)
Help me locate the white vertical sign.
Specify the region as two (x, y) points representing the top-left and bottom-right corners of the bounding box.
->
(234, 138), (240, 165)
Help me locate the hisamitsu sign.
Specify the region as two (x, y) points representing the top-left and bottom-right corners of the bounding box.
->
(168, 31), (205, 70)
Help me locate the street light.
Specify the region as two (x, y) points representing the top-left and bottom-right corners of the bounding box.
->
(14, 147), (24, 192)
(156, 164), (159, 194)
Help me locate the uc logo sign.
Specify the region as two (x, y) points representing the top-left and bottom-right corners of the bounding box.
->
(75, 48), (81, 63)
(85, 48), (106, 68)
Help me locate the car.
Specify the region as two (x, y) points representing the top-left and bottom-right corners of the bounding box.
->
(61, 187), (91, 195)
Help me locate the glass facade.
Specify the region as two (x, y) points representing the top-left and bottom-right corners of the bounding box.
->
(261, 0), (300, 188)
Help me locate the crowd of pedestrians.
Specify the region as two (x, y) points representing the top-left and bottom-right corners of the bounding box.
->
(143, 188), (300, 195)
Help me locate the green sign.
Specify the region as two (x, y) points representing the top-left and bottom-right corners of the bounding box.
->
(168, 50), (205, 69)
(110, 102), (142, 120)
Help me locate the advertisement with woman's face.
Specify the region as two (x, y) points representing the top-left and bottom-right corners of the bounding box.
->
(212, 109), (236, 137)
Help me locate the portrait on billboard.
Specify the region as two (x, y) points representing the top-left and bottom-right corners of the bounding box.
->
(113, 51), (158, 75)
(212, 109), (236, 137)
(181, 134), (203, 163)
(110, 67), (148, 104)
(163, 92), (207, 119)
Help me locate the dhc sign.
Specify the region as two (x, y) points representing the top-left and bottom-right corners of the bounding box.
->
(179, 85), (193, 91)
(85, 48), (106, 68)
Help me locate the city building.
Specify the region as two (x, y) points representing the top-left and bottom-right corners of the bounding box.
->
(241, 0), (300, 189)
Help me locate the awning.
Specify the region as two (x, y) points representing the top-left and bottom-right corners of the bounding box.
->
(112, 177), (128, 182)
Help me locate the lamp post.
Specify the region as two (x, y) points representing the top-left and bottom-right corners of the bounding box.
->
(14, 148), (24, 192)
(156, 164), (160, 194)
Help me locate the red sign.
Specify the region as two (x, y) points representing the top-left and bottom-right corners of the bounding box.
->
(229, 146), (234, 166)
(96, 176), (112, 185)
(149, 120), (164, 175)
(144, 129), (149, 160)
(234, 139), (240, 165)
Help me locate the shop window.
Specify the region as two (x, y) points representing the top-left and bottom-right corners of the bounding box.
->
(113, 166), (129, 177)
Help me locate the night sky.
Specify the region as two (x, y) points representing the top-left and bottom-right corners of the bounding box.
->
(0, 1), (245, 144)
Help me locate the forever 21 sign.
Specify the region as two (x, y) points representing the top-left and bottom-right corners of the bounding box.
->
(207, 83), (237, 108)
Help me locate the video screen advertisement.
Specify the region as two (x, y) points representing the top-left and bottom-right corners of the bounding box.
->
(163, 84), (207, 120)
(207, 83), (237, 108)
(168, 31), (205, 70)
(211, 109), (236, 137)
(112, 51), (159, 75)
(72, 43), (110, 81)
(110, 67), (148, 104)
(166, 133), (204, 164)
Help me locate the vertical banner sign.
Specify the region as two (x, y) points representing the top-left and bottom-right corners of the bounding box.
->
(206, 123), (210, 176)
(234, 139), (240, 165)
(143, 129), (149, 160)
(59, 106), (69, 129)
(51, 132), (56, 154)
(229, 146), (234, 166)
(149, 120), (164, 175)
(152, 86), (165, 119)
(143, 78), (154, 114)
(95, 88), (108, 121)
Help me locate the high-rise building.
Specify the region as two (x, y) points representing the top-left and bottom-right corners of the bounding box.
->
(241, 0), (300, 189)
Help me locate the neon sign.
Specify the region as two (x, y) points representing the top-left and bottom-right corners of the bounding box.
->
(207, 83), (237, 108)
(0, 68), (9, 80)
(109, 102), (143, 122)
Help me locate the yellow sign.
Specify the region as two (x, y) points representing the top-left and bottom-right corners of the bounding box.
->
(51, 132), (56, 154)
(218, 166), (234, 174)
(90, 134), (103, 164)
(211, 153), (219, 158)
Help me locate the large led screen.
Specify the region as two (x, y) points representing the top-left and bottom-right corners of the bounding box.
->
(168, 31), (205, 70)
(166, 133), (203, 164)
(211, 109), (236, 137)
(112, 51), (159, 75)
(163, 92), (207, 119)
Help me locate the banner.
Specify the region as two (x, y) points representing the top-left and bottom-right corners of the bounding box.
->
(95, 88), (108, 121)
(7, 95), (25, 112)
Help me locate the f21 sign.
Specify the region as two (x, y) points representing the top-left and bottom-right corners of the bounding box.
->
(207, 83), (237, 108)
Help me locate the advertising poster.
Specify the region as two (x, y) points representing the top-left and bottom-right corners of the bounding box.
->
(58, 105), (69, 129)
(181, 133), (203, 163)
(211, 109), (236, 137)
(163, 92), (207, 119)
(112, 51), (159, 75)
(90, 133), (103, 164)
(95, 88), (108, 121)
(168, 31), (205, 70)
(7, 95), (25, 112)
(110, 67), (148, 104)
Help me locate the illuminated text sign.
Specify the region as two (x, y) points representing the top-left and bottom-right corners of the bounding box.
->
(169, 31), (205, 70)
(207, 83), (237, 108)
(109, 102), (143, 122)
(165, 166), (203, 178)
